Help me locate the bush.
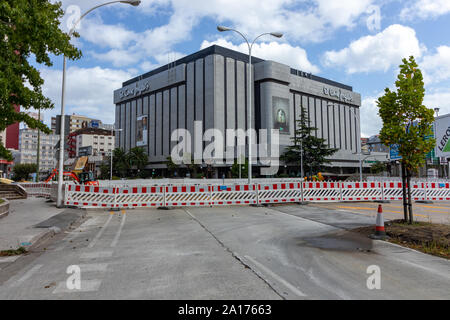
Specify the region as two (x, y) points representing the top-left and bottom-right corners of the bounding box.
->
(13, 163), (37, 181)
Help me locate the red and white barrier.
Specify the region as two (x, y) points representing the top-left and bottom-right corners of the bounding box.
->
(19, 183), (53, 198)
(341, 182), (382, 202)
(56, 180), (450, 208)
(257, 182), (302, 204)
(165, 185), (211, 207)
(210, 184), (258, 206)
(426, 182), (450, 201)
(303, 182), (342, 202)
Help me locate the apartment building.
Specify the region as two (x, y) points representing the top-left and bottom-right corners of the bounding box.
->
(17, 128), (59, 172)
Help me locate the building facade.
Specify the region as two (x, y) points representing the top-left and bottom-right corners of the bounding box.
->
(67, 127), (115, 158)
(4, 104), (20, 150)
(114, 45), (362, 176)
(367, 135), (390, 153)
(53, 114), (112, 158)
(17, 128), (59, 172)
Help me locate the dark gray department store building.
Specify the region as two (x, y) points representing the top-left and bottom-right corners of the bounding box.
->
(113, 45), (363, 177)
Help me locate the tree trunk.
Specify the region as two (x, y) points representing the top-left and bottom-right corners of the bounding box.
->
(401, 162), (408, 222)
(407, 169), (414, 224)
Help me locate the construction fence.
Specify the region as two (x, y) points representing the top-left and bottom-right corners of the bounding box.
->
(58, 181), (450, 209)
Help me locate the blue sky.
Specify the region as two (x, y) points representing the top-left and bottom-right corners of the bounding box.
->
(37, 0), (450, 137)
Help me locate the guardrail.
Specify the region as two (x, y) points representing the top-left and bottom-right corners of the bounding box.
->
(64, 181), (450, 209)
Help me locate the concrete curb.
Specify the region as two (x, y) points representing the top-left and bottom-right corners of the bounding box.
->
(0, 198), (9, 220)
(16, 208), (87, 251)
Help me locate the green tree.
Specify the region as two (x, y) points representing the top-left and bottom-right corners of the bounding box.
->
(127, 147), (148, 171)
(98, 162), (110, 180)
(12, 163), (37, 181)
(112, 148), (129, 178)
(377, 56), (435, 223)
(282, 105), (337, 177)
(231, 159), (248, 178)
(370, 161), (386, 174)
(0, 144), (13, 162)
(166, 156), (179, 177)
(0, 1), (81, 160)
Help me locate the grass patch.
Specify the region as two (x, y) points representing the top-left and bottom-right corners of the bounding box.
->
(0, 247), (27, 257)
(353, 220), (450, 260)
(0, 198), (4, 204)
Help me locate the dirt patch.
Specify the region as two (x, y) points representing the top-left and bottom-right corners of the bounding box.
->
(353, 220), (450, 259)
(0, 247), (27, 257)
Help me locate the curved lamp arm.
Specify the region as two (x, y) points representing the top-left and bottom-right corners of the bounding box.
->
(68, 1), (141, 36)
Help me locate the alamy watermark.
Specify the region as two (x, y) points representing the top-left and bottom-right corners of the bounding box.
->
(170, 121), (280, 175)
(65, 5), (82, 32)
(66, 265), (81, 290)
(366, 265), (381, 290)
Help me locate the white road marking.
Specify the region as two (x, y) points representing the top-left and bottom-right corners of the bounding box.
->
(55, 217), (103, 251)
(80, 251), (113, 260)
(111, 213), (126, 248)
(88, 214), (114, 249)
(9, 264), (43, 287)
(79, 263), (109, 273)
(243, 255), (307, 298)
(52, 279), (102, 294)
(0, 256), (21, 263)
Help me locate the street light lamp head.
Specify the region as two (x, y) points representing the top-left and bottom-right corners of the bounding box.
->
(217, 25), (231, 32)
(121, 0), (141, 6)
(434, 107), (440, 116)
(270, 32), (283, 38)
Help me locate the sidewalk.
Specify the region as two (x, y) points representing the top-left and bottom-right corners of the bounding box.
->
(0, 198), (84, 251)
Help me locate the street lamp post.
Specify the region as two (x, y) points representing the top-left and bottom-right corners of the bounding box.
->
(351, 109), (363, 182)
(57, 0), (141, 207)
(217, 26), (283, 185)
(110, 128), (122, 180)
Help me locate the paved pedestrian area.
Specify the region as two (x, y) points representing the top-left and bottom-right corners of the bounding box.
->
(0, 198), (68, 251)
(309, 201), (450, 224)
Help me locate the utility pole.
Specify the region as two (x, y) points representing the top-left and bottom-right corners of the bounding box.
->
(36, 108), (41, 182)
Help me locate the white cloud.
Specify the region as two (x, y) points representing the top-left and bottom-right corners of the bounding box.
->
(40, 66), (132, 125)
(91, 49), (143, 68)
(54, 0), (379, 69)
(323, 24), (423, 74)
(424, 89), (450, 117)
(400, 0), (450, 20)
(316, 0), (374, 29)
(79, 18), (139, 49)
(360, 93), (383, 137)
(421, 46), (450, 84)
(201, 39), (320, 74)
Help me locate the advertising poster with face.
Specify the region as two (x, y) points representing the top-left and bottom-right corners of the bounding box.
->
(273, 97), (290, 135)
(136, 115), (148, 146)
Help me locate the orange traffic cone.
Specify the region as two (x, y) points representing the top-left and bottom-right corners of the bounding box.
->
(370, 205), (387, 240)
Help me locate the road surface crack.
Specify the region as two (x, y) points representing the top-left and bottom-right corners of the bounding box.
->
(183, 209), (285, 300)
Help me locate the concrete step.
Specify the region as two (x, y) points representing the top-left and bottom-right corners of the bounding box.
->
(0, 192), (25, 200)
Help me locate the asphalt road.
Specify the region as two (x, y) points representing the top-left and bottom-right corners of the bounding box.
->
(0, 203), (449, 300)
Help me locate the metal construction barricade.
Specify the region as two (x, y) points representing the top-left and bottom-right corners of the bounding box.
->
(340, 182), (382, 202)
(426, 182), (450, 201)
(19, 183), (52, 198)
(65, 185), (116, 208)
(164, 185), (211, 207)
(302, 182), (342, 202)
(257, 182), (302, 204)
(113, 186), (164, 208)
(58, 180), (450, 209)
